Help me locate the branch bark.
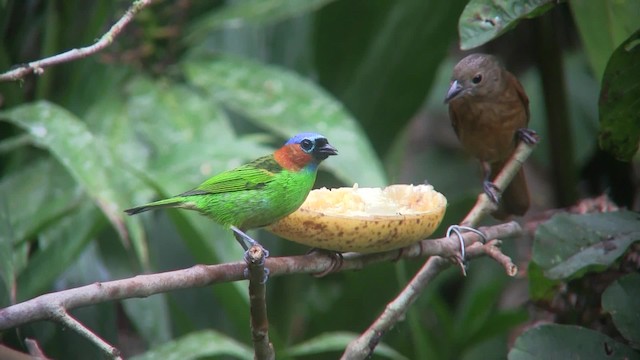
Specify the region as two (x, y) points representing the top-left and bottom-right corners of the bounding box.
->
(0, 222), (521, 331)
(0, 0), (158, 82)
(246, 246), (275, 360)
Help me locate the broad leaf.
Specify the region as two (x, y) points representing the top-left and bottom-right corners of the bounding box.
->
(188, 0), (337, 39)
(508, 324), (640, 360)
(122, 296), (172, 347)
(570, 0), (640, 82)
(532, 211), (640, 280)
(458, 0), (555, 50)
(283, 331), (409, 360)
(602, 273), (640, 348)
(0, 102), (150, 267)
(183, 56), (387, 187)
(16, 203), (99, 300)
(131, 330), (253, 360)
(598, 29), (640, 161)
(0, 160), (81, 245)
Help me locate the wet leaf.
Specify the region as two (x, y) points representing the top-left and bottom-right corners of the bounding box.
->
(459, 0), (555, 50)
(532, 211), (640, 280)
(602, 273), (640, 348)
(0, 101), (150, 267)
(509, 324), (640, 360)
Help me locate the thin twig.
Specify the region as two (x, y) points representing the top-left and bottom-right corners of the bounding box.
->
(462, 139), (538, 227)
(246, 246), (275, 360)
(341, 245), (490, 360)
(0, 222), (521, 331)
(473, 240), (518, 276)
(0, 0), (158, 82)
(24, 338), (51, 360)
(53, 308), (122, 359)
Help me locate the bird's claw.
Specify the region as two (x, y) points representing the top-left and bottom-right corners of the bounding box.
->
(260, 268), (270, 284)
(243, 246), (271, 283)
(308, 249), (344, 277)
(516, 128), (539, 145)
(483, 181), (501, 204)
(446, 225), (488, 276)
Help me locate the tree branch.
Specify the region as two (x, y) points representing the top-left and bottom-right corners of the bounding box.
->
(0, 0), (158, 82)
(462, 139), (538, 227)
(54, 308), (122, 359)
(246, 246), (275, 360)
(0, 222), (521, 331)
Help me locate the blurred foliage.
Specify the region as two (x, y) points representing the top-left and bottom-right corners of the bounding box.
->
(0, 0), (638, 359)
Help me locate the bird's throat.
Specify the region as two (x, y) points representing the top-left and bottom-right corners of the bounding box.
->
(274, 144), (315, 172)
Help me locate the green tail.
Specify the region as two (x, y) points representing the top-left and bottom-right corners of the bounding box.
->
(124, 197), (185, 215)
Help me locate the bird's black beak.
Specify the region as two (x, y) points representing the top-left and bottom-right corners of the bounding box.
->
(317, 143), (338, 157)
(444, 80), (463, 103)
(314, 142), (338, 160)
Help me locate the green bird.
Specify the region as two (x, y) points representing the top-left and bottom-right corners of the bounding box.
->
(125, 132), (338, 256)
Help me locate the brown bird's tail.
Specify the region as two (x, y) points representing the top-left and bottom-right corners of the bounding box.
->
(491, 162), (530, 219)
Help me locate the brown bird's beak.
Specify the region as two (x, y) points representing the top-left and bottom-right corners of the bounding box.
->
(444, 80), (463, 103)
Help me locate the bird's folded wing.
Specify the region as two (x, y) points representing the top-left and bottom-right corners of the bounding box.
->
(179, 157), (279, 196)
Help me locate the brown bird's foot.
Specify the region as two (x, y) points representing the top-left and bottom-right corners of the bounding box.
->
(447, 225), (488, 276)
(483, 180), (501, 204)
(307, 248), (344, 277)
(516, 128), (539, 145)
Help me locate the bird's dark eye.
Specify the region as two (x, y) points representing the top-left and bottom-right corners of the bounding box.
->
(472, 74), (482, 84)
(300, 139), (314, 152)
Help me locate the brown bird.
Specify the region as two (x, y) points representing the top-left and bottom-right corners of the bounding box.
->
(444, 53), (538, 219)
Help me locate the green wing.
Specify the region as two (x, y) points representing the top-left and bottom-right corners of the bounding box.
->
(179, 155), (282, 196)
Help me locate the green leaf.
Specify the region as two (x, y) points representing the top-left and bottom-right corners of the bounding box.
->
(131, 330), (253, 360)
(598, 29), (640, 161)
(122, 296), (172, 347)
(0, 159), (81, 245)
(314, 0), (467, 154)
(0, 101), (150, 267)
(527, 261), (560, 302)
(508, 324), (640, 360)
(16, 203), (99, 300)
(188, 0), (336, 39)
(458, 0), (555, 50)
(570, 0), (640, 82)
(532, 211), (640, 280)
(183, 56), (387, 186)
(283, 331), (409, 360)
(602, 273), (640, 348)
(0, 197), (15, 305)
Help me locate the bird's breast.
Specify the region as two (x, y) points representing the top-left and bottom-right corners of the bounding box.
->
(450, 95), (528, 163)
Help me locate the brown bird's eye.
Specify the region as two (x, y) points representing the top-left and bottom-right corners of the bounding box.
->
(472, 74), (482, 84)
(300, 139), (314, 152)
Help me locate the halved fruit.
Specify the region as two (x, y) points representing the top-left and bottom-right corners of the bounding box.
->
(266, 184), (447, 253)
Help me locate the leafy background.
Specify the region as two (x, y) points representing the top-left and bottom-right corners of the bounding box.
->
(0, 0), (638, 359)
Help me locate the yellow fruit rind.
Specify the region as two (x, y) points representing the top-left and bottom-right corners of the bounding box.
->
(266, 185), (447, 253)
